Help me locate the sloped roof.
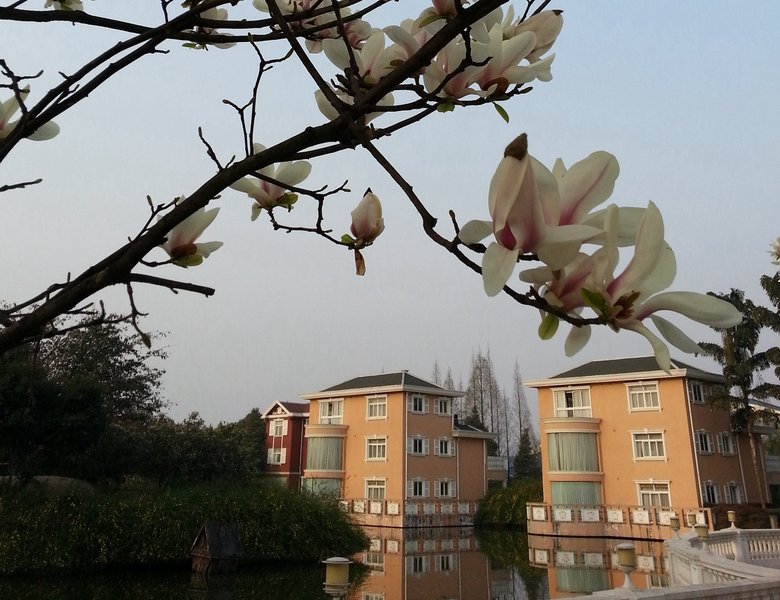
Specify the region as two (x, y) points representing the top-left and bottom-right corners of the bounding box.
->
(526, 356), (723, 387)
(260, 400), (309, 419)
(302, 371), (464, 398)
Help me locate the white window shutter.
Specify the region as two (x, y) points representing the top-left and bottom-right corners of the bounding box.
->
(407, 480), (413, 497)
(450, 440), (456, 456)
(267, 448), (273, 462)
(451, 481), (457, 497)
(423, 438), (430, 455)
(282, 420), (288, 435)
(407, 394), (412, 411)
(280, 448), (287, 464)
(407, 437), (413, 453)
(423, 397), (429, 413)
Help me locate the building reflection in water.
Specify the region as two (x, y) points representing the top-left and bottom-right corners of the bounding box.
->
(527, 534), (670, 597)
(348, 528), (669, 599)
(350, 527), (545, 600)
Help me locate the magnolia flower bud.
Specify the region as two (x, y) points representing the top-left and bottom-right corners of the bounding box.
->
(350, 191), (385, 246)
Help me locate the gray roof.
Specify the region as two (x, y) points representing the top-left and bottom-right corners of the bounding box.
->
(549, 356), (719, 379)
(321, 372), (444, 393)
(279, 401), (309, 413)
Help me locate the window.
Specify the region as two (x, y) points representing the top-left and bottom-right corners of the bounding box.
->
(553, 388), (591, 418)
(435, 437), (454, 457)
(436, 554), (455, 572)
(551, 481), (602, 505)
(407, 555), (428, 574)
(435, 479), (456, 498)
(638, 482), (671, 508)
(407, 478), (429, 498)
(366, 437), (387, 461)
(688, 381), (705, 404)
(724, 481), (744, 504)
(718, 432), (737, 455)
(435, 397), (452, 415)
(628, 383), (660, 410)
(366, 395), (387, 419)
(306, 437), (343, 470)
(319, 399), (343, 424)
(702, 481), (720, 504)
(363, 551), (384, 573)
(366, 479), (386, 500)
(408, 394), (428, 414)
(407, 436), (429, 456)
(267, 447), (286, 465)
(547, 432), (599, 472)
(271, 418), (287, 437)
(363, 594), (385, 600)
(695, 430), (714, 454)
(632, 431), (666, 460)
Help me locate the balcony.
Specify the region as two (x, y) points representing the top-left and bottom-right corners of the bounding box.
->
(487, 456), (509, 472)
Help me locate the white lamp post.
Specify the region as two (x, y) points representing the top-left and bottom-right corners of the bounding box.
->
(322, 557), (352, 598)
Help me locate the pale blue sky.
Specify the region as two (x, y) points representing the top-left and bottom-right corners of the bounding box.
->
(1, 1), (779, 424)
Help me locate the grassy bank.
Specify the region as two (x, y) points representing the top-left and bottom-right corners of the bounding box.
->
(0, 481), (368, 575)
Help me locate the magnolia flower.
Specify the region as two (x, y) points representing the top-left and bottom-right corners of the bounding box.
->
(384, 19), (433, 67)
(45, 0), (83, 10)
(346, 191), (384, 276)
(314, 86), (394, 123)
(160, 197), (222, 267)
(193, 7), (236, 49)
(527, 203), (741, 371)
(459, 134), (600, 296)
(323, 30), (400, 85)
(423, 39), (488, 99)
(513, 10), (563, 62)
(475, 25), (538, 95)
(770, 238), (780, 266)
(0, 87), (59, 141)
(417, 0), (471, 26)
(229, 144), (312, 220)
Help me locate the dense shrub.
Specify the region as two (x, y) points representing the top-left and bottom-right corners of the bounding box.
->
(710, 504), (773, 530)
(0, 482), (367, 575)
(475, 478), (542, 527)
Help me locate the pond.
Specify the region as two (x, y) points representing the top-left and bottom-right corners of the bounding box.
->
(0, 528), (668, 599)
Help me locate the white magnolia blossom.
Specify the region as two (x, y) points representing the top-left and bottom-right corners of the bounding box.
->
(229, 144), (312, 220)
(193, 7), (236, 49)
(513, 10), (564, 62)
(770, 238), (780, 266)
(159, 197), (223, 267)
(44, 0), (83, 10)
(314, 86), (394, 123)
(523, 203), (742, 371)
(348, 191), (384, 276)
(323, 30), (400, 85)
(0, 87), (59, 141)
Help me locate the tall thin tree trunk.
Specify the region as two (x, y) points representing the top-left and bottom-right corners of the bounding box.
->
(747, 421), (767, 509)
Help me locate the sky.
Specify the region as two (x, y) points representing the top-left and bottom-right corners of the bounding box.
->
(2, 1), (779, 427)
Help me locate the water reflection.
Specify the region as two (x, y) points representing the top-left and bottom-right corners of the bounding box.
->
(351, 527), (548, 600)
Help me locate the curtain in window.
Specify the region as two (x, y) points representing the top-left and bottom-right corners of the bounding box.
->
(551, 482), (602, 505)
(548, 433), (599, 471)
(306, 437), (344, 470)
(555, 568), (610, 593)
(302, 478), (341, 495)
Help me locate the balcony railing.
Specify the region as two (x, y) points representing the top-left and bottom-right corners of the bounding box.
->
(487, 456), (508, 471)
(766, 454), (780, 473)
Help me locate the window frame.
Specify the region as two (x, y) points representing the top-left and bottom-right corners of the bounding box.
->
(434, 437), (454, 457)
(319, 398), (344, 424)
(718, 432), (737, 456)
(631, 430), (666, 460)
(267, 447), (286, 465)
(637, 481), (671, 508)
(366, 394), (388, 420)
(627, 382), (660, 412)
(688, 381), (705, 404)
(723, 481), (744, 504)
(408, 478), (429, 498)
(366, 478), (386, 500)
(434, 397), (452, 415)
(553, 387), (592, 418)
(408, 394), (428, 414)
(695, 430), (714, 454)
(407, 435), (429, 456)
(366, 436), (388, 461)
(435, 478), (456, 498)
(702, 480), (720, 504)
(271, 418), (286, 437)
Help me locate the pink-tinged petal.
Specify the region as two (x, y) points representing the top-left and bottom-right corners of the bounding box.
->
(361, 30), (387, 74)
(533, 156), (560, 225)
(649, 315), (703, 354)
(519, 266), (554, 285)
(322, 39), (352, 71)
(639, 242), (676, 296)
(275, 161), (312, 187)
(230, 178), (259, 195)
(536, 224), (601, 270)
(488, 154), (530, 234)
(176, 206), (220, 247)
(250, 203), (263, 221)
(195, 241), (223, 258)
(26, 120), (60, 141)
(482, 242), (519, 296)
(624, 321), (671, 373)
(458, 219), (493, 244)
(501, 30), (536, 66)
(564, 324), (591, 357)
(636, 291), (742, 328)
(584, 206), (646, 247)
(384, 25), (418, 57)
(558, 151), (619, 225)
(608, 201), (664, 298)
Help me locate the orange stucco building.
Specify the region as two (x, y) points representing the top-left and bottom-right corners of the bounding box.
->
(526, 357), (768, 517)
(298, 371), (505, 526)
